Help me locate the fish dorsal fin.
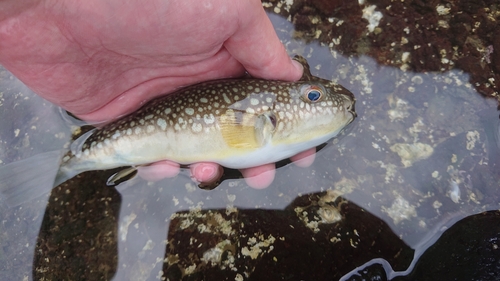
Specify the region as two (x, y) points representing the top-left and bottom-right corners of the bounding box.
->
(254, 112), (276, 146)
(293, 55), (313, 81)
(219, 111), (260, 149)
(70, 128), (96, 155)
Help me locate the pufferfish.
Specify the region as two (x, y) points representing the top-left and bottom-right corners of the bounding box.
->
(0, 56), (356, 206)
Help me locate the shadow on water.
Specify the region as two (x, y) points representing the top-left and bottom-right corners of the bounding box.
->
(1, 3), (500, 281)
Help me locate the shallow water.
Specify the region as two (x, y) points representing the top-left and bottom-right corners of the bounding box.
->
(1, 7), (500, 281)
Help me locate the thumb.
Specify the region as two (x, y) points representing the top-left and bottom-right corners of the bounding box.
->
(224, 0), (303, 81)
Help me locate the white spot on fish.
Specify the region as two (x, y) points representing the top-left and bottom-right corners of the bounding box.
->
(135, 127), (142, 134)
(165, 108), (172, 114)
(250, 98), (259, 105)
(214, 102), (220, 108)
(144, 114), (154, 120)
(174, 123), (181, 131)
(83, 149), (90, 156)
(277, 122), (285, 131)
(203, 114), (215, 124)
(192, 123), (202, 133)
(200, 97), (208, 103)
(126, 129), (132, 135)
(222, 93), (231, 104)
(147, 125), (155, 133)
(97, 143), (103, 149)
(112, 131), (121, 139)
(246, 108), (255, 114)
(185, 108), (194, 115)
(157, 118), (167, 130)
(266, 97), (273, 103)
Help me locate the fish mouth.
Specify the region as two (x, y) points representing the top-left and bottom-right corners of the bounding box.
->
(346, 97), (357, 120)
(348, 104), (357, 119)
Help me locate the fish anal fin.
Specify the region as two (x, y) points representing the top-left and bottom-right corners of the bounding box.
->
(106, 166), (138, 186)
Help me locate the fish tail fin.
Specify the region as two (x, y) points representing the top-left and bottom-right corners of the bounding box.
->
(0, 151), (63, 207)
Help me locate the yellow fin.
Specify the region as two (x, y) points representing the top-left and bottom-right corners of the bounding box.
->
(219, 111), (276, 148)
(219, 112), (259, 148)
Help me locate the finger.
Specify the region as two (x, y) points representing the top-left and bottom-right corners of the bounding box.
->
(240, 163), (276, 189)
(225, 0), (303, 81)
(137, 160), (180, 182)
(290, 148), (316, 168)
(190, 162), (223, 184)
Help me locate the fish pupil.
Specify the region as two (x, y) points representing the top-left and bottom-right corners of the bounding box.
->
(307, 90), (322, 102)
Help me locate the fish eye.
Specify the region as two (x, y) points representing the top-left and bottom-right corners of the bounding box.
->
(306, 90), (322, 102)
(300, 84), (326, 103)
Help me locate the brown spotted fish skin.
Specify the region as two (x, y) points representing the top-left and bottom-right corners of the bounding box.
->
(56, 56), (356, 184)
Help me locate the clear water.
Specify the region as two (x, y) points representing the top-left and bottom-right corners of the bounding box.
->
(0, 12), (499, 281)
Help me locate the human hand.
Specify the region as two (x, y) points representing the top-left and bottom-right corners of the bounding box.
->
(0, 0), (313, 189)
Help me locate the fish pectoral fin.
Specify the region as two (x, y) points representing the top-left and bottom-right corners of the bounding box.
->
(255, 112), (276, 146)
(106, 166), (138, 186)
(219, 113), (260, 149)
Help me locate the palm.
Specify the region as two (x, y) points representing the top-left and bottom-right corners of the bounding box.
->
(0, 0), (308, 188)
